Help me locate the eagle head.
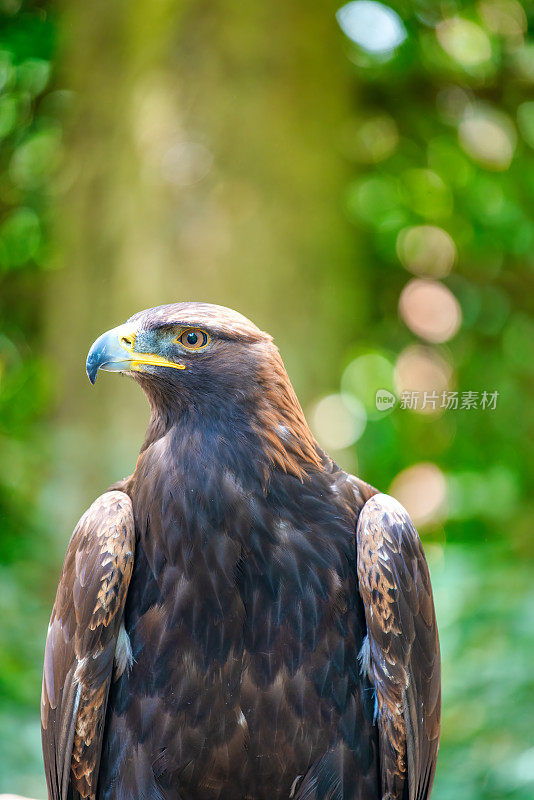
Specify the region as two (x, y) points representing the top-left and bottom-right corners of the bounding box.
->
(86, 302), (269, 389)
(86, 302), (323, 478)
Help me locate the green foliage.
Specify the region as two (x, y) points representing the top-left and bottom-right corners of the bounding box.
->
(0, 2), (58, 796)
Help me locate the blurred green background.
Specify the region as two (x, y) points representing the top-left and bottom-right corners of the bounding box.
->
(0, 0), (533, 798)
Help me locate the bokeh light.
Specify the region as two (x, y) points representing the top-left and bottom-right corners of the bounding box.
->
(478, 0), (527, 44)
(436, 17), (492, 67)
(396, 225), (457, 278)
(394, 345), (452, 414)
(390, 462), (447, 526)
(9, 129), (62, 191)
(336, 1), (407, 54)
(399, 279), (462, 343)
(436, 86), (472, 125)
(459, 106), (517, 171)
(341, 114), (399, 163)
(341, 351), (395, 419)
(401, 169), (453, 219)
(309, 393), (366, 451)
(347, 174), (400, 226)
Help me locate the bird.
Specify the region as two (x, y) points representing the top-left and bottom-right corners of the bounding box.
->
(41, 302), (441, 800)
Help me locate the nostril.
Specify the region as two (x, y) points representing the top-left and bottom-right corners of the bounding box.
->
(121, 336), (133, 348)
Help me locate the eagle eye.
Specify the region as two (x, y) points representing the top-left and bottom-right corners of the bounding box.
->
(177, 328), (209, 350)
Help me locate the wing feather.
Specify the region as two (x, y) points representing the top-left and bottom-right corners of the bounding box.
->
(41, 490), (135, 800)
(356, 493), (441, 800)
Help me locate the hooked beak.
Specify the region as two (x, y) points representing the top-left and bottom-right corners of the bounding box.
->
(86, 322), (185, 384)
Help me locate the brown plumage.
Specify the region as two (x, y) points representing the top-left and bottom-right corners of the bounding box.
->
(357, 495), (440, 800)
(42, 492), (135, 800)
(41, 303), (440, 800)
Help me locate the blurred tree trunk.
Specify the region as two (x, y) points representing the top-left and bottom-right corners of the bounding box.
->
(45, 0), (363, 526)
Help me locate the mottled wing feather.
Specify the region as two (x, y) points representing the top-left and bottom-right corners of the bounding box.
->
(356, 493), (441, 800)
(41, 491), (135, 800)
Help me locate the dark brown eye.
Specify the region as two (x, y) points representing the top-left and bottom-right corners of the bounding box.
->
(177, 328), (209, 350)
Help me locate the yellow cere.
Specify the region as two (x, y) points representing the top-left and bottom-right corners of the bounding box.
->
(131, 355), (186, 372)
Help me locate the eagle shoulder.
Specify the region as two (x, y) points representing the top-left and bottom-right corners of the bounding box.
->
(41, 490), (135, 800)
(356, 492), (441, 800)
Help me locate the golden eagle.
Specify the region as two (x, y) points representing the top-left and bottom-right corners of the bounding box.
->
(41, 303), (440, 800)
